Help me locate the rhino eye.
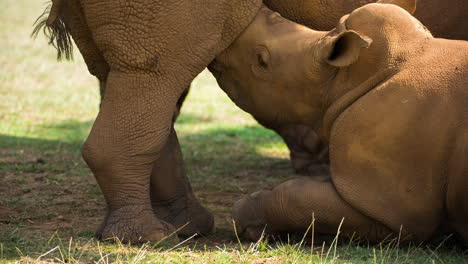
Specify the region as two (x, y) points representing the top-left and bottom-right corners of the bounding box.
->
(255, 46), (270, 68)
(251, 46), (271, 80)
(257, 53), (268, 68)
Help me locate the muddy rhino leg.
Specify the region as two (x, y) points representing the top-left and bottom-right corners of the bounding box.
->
(232, 177), (393, 242)
(150, 126), (215, 237)
(83, 71), (184, 243)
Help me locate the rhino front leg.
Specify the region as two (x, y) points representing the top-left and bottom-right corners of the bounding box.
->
(232, 177), (392, 242)
(252, 118), (329, 176)
(150, 126), (215, 237)
(83, 70), (184, 243)
(273, 124), (329, 175)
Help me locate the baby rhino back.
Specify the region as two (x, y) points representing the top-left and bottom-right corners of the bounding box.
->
(432, 40), (468, 244)
(329, 37), (467, 242)
(396, 38), (468, 242)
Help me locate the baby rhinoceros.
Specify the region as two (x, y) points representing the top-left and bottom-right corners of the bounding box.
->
(210, 0), (468, 244)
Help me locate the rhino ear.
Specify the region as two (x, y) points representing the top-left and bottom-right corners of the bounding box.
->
(377, 0), (417, 15)
(323, 30), (372, 68)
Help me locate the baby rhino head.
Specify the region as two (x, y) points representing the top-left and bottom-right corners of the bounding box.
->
(209, 6), (372, 127)
(210, 0), (419, 128)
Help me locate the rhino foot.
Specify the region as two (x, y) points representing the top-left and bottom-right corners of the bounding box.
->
(232, 191), (271, 241)
(96, 205), (177, 244)
(152, 194), (215, 237)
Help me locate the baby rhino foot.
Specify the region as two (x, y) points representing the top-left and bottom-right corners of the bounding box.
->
(153, 194), (215, 237)
(96, 205), (177, 243)
(232, 191), (271, 241)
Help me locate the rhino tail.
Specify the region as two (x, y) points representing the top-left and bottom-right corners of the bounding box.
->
(31, 0), (73, 60)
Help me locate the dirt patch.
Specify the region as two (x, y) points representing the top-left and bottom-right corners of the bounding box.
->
(0, 148), (103, 242)
(0, 147), (292, 252)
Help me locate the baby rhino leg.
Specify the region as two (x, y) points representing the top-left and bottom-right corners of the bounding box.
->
(232, 177), (393, 241)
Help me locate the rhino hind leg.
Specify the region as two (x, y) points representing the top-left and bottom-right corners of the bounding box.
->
(232, 177), (393, 242)
(150, 126), (215, 237)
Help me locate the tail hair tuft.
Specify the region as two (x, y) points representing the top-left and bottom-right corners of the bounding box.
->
(31, 3), (73, 61)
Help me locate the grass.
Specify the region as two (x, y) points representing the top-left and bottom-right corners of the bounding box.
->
(0, 0), (466, 263)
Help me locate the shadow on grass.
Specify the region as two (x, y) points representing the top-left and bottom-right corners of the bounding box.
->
(0, 119), (94, 154)
(180, 125), (289, 175)
(1, 116), (290, 188)
(0, 117), (288, 171)
(0, 117), (292, 261)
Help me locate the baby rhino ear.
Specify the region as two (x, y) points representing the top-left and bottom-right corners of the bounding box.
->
(377, 0), (417, 15)
(323, 31), (372, 68)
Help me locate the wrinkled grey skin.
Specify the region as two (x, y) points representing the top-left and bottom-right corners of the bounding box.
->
(34, 0), (263, 243)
